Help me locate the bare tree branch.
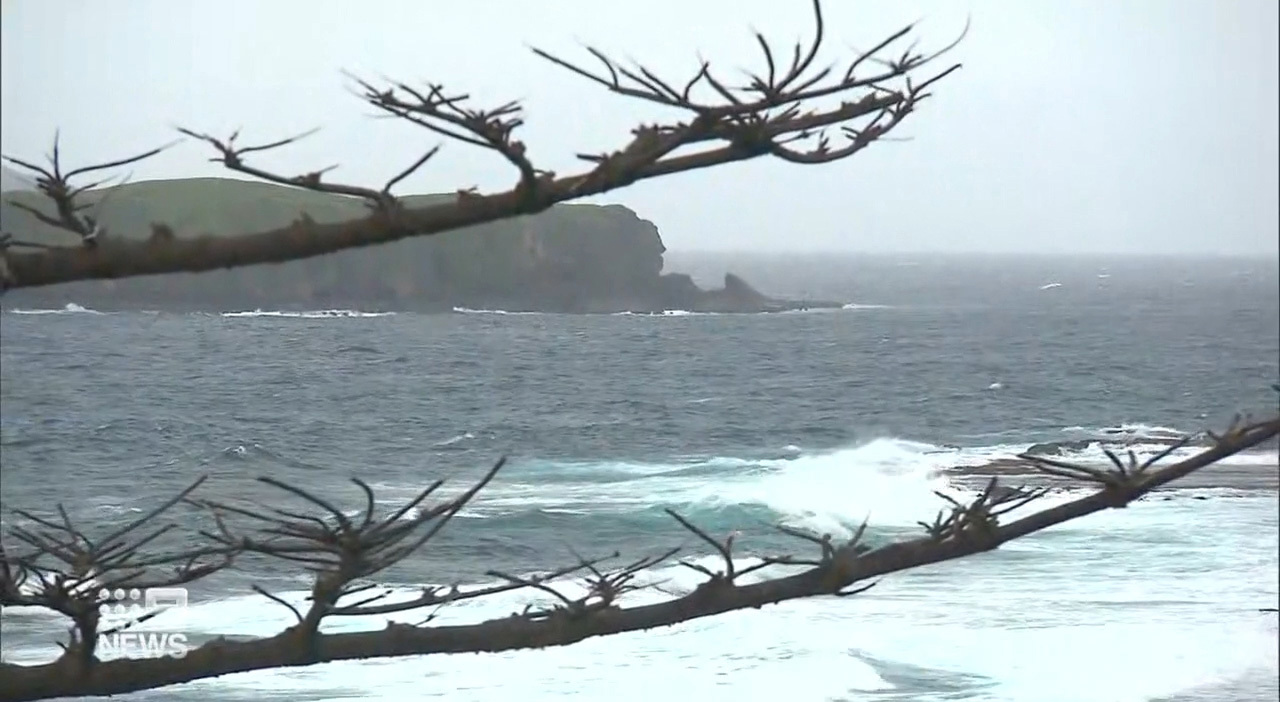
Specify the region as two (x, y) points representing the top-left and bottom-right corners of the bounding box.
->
(2, 414), (1274, 700)
(1, 0), (963, 290)
(0, 475), (239, 674)
(1, 134), (180, 253)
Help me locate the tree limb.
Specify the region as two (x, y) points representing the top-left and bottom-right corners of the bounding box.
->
(1, 0), (963, 290)
(2, 414), (1274, 700)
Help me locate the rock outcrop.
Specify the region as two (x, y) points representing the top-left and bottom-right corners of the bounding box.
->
(1, 177), (842, 314)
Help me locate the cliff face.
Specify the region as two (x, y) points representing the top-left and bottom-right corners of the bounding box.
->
(0, 178), (841, 313)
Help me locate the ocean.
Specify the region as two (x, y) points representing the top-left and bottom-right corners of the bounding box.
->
(1, 252), (1277, 702)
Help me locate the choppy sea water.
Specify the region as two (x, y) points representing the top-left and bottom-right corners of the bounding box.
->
(1, 253), (1277, 702)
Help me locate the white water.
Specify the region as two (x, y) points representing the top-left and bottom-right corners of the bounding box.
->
(9, 498), (1276, 701)
(5, 304), (398, 319)
(451, 306), (893, 317)
(220, 309), (395, 319)
(9, 302), (102, 315)
(374, 434), (1274, 532)
(3, 435), (1275, 700)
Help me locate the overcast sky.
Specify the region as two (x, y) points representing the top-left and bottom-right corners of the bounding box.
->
(2, 0), (1276, 255)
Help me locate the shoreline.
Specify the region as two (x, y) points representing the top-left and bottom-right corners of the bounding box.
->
(941, 456), (1279, 492)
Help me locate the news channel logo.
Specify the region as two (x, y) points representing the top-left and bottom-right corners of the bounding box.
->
(97, 586), (189, 623)
(95, 587), (192, 659)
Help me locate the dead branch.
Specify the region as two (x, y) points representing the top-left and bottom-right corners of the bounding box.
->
(1, 133), (179, 253)
(1014, 415), (1271, 505)
(333, 555), (616, 618)
(0, 476), (238, 674)
(489, 546), (684, 621)
(186, 458), (508, 659)
(2, 0), (963, 290)
(1, 413), (1273, 700)
(172, 126), (440, 214)
(917, 478), (1050, 542)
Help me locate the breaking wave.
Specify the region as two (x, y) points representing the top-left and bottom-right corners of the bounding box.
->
(3, 428), (1274, 701)
(8, 302), (102, 315)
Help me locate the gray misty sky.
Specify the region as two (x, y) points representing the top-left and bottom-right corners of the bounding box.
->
(2, 0), (1277, 256)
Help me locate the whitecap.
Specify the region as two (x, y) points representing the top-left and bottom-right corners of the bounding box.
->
(220, 309), (394, 319)
(9, 302), (103, 315)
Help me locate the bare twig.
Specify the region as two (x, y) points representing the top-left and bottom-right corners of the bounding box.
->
(2, 135), (178, 249)
(1, 476), (238, 672)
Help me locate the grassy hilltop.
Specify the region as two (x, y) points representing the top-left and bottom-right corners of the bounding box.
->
(1, 177), (671, 311)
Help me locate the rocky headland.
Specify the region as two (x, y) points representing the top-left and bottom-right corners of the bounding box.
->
(0, 174), (843, 314)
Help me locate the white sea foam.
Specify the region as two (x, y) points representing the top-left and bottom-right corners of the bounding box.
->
(1055, 440), (1276, 467)
(841, 302), (892, 309)
(364, 435), (1272, 534)
(350, 440), (982, 540)
(1060, 422), (1192, 441)
(454, 307), (885, 317)
(611, 309), (723, 316)
(3, 438), (1273, 700)
(220, 309), (395, 318)
(8, 494), (1274, 701)
(432, 431), (476, 448)
(9, 302), (102, 315)
(452, 307), (542, 315)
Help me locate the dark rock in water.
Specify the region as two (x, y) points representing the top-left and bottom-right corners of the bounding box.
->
(943, 457), (1033, 476)
(1024, 439), (1095, 456)
(988, 485), (1027, 501)
(671, 272), (842, 314)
